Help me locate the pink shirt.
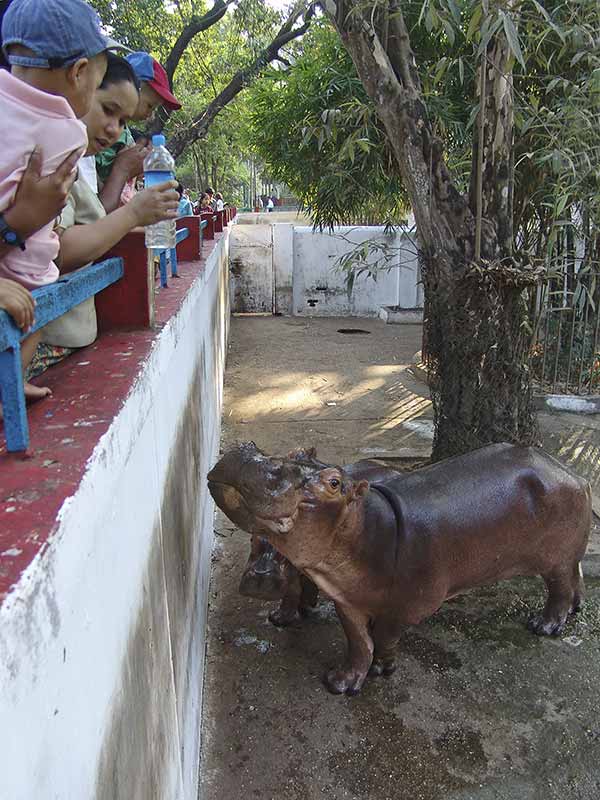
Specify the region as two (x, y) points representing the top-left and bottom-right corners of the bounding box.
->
(0, 70), (87, 289)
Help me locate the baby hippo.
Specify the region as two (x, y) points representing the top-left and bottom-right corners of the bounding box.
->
(239, 534), (319, 626)
(238, 448), (401, 626)
(208, 442), (591, 696)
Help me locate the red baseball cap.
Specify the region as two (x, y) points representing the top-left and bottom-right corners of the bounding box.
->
(126, 51), (182, 111)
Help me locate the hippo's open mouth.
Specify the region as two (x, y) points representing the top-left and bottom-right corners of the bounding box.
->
(253, 510), (298, 535)
(208, 478), (299, 535)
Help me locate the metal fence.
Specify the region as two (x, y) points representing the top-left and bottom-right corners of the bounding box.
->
(530, 256), (600, 396)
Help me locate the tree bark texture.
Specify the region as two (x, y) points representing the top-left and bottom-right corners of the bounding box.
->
(327, 0), (538, 460)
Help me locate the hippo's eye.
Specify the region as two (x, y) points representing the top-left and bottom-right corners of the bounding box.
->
(329, 478), (340, 489)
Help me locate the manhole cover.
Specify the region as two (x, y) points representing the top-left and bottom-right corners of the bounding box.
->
(337, 328), (371, 335)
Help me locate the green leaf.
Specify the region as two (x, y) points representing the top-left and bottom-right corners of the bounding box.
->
(445, 0), (461, 26)
(441, 17), (456, 46)
(466, 3), (482, 42)
(501, 11), (525, 68)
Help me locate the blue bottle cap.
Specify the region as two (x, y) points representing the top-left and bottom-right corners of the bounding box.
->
(152, 134), (166, 146)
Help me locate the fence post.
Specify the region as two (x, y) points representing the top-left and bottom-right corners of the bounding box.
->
(0, 343), (29, 451)
(97, 231), (154, 331)
(201, 212), (215, 240)
(176, 216), (201, 260)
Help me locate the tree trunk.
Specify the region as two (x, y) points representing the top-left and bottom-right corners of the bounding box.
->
(328, 0), (539, 461)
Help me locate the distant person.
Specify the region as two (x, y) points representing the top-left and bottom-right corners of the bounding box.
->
(0, 0), (110, 400)
(196, 192), (212, 214)
(267, 197), (274, 212)
(204, 187), (217, 211)
(176, 183), (193, 217)
(215, 192), (224, 212)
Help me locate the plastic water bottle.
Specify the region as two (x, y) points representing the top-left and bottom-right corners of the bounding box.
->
(144, 134), (176, 249)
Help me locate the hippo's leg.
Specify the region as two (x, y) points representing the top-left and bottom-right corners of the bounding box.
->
(324, 604), (373, 696)
(269, 567), (304, 627)
(571, 561), (585, 613)
(369, 617), (400, 677)
(299, 576), (318, 614)
(528, 566), (578, 636)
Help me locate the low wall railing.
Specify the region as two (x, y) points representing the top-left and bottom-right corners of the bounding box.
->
(0, 209), (235, 452)
(0, 259), (123, 452)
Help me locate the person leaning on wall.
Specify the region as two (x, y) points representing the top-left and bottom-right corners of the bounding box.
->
(26, 54), (179, 382)
(95, 51), (182, 213)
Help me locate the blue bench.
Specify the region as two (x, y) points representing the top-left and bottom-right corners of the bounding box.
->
(0, 257), (123, 452)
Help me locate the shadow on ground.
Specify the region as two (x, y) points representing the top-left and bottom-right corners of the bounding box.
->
(200, 316), (600, 800)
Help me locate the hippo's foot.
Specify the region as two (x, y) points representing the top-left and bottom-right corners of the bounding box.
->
(324, 667), (367, 696)
(527, 612), (567, 637)
(570, 594), (584, 615)
(268, 607), (300, 627)
(369, 656), (397, 677)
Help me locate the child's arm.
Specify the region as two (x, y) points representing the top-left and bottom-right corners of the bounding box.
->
(0, 149), (82, 258)
(99, 143), (149, 214)
(57, 181), (179, 272)
(0, 278), (35, 331)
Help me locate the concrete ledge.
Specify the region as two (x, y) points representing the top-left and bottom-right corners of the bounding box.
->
(534, 393), (600, 414)
(379, 306), (424, 324)
(408, 349), (430, 386)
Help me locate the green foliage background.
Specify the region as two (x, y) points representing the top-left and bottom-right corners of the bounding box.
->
(90, 0), (286, 202)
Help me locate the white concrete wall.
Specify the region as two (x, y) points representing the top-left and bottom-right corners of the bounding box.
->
(229, 223), (421, 317)
(0, 232), (231, 800)
(229, 224), (273, 313)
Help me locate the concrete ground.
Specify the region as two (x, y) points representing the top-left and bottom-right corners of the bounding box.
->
(200, 316), (600, 800)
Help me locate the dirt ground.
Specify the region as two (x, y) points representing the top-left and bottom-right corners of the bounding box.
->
(199, 315), (600, 800)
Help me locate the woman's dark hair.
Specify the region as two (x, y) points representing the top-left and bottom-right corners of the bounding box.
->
(176, 182), (184, 199)
(99, 52), (140, 92)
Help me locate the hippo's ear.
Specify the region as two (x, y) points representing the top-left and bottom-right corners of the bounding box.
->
(355, 480), (369, 497)
(346, 479), (369, 501)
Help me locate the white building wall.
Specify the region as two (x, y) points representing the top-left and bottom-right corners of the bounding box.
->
(230, 223), (421, 317)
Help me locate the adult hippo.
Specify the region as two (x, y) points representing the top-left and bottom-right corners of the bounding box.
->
(207, 442), (591, 695)
(238, 448), (401, 626)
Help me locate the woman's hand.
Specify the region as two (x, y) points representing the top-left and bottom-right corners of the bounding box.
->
(113, 142), (150, 181)
(128, 181), (179, 227)
(5, 148), (83, 238)
(0, 278), (35, 331)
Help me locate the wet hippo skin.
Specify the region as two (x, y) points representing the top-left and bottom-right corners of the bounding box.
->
(208, 442), (591, 695)
(238, 448), (401, 627)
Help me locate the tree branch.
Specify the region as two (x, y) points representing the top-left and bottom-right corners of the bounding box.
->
(324, 0), (475, 263)
(164, 0), (237, 84)
(168, 3), (314, 159)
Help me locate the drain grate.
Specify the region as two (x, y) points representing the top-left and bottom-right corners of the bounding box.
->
(337, 328), (371, 335)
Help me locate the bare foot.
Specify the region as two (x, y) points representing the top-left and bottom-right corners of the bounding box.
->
(24, 382), (52, 402)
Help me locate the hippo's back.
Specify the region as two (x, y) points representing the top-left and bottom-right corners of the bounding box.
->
(384, 443), (588, 506)
(372, 443), (591, 605)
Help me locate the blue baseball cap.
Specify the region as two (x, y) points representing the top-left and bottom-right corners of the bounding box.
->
(2, 0), (112, 69)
